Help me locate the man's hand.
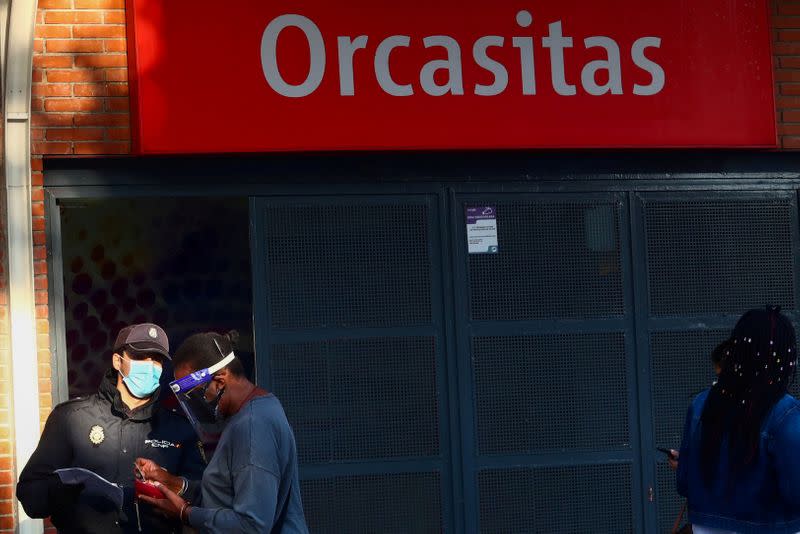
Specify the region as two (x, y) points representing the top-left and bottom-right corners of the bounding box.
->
(138, 482), (187, 521)
(134, 458), (184, 494)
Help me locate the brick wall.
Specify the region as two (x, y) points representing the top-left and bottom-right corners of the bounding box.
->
(774, 0), (800, 148)
(32, 0), (131, 156)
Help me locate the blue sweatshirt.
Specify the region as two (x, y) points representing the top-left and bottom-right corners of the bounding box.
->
(677, 390), (800, 534)
(187, 394), (309, 533)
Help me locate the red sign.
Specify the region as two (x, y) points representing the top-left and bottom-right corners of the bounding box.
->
(126, 0), (776, 153)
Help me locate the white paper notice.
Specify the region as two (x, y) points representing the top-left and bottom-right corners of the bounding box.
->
(466, 206), (499, 254)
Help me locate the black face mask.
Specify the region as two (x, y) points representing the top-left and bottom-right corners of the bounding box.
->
(179, 383), (228, 447)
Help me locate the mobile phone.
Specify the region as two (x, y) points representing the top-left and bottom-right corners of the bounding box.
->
(657, 447), (677, 459)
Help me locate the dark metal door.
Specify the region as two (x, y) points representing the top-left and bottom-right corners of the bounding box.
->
(250, 195), (456, 533)
(632, 190), (800, 533)
(250, 186), (800, 534)
(449, 192), (643, 534)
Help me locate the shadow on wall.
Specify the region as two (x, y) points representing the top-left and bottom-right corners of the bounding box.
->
(60, 197), (252, 397)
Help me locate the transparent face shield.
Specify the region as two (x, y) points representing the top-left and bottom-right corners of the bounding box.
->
(169, 339), (236, 448)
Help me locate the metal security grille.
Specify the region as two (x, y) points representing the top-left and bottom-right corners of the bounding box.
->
(473, 333), (629, 454)
(638, 192), (800, 534)
(255, 197), (447, 533)
(644, 198), (795, 317)
(650, 330), (729, 449)
(656, 462), (683, 534)
(265, 203), (432, 329)
(270, 337), (439, 464)
(478, 464), (634, 533)
(301, 472), (442, 534)
(650, 329), (728, 533)
(468, 200), (624, 320)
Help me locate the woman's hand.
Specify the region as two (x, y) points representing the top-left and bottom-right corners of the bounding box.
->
(135, 457), (184, 494)
(138, 482), (188, 521)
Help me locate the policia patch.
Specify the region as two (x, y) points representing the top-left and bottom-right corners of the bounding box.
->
(88, 425), (105, 445)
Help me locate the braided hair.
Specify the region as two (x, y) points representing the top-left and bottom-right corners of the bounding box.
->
(699, 306), (797, 485)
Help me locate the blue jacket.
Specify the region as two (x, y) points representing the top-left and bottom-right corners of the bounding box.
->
(677, 390), (800, 534)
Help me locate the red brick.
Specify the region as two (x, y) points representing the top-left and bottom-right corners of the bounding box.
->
(105, 68), (128, 82)
(0, 515), (14, 530)
(779, 3), (800, 16)
(73, 25), (126, 38)
(780, 123), (800, 135)
(47, 69), (103, 83)
(782, 135), (800, 149)
(74, 113), (128, 126)
(33, 55), (73, 68)
(32, 83), (71, 97)
(44, 98), (103, 112)
(776, 96), (800, 108)
(781, 83), (800, 95)
(779, 29), (800, 42)
(38, 0), (72, 8)
(32, 230), (46, 245)
(36, 306), (48, 320)
(106, 127), (130, 140)
(34, 277), (48, 291)
(34, 289), (48, 303)
(775, 70), (800, 83)
(107, 83), (128, 96)
(31, 97), (43, 112)
(31, 142), (71, 155)
(34, 261), (48, 277)
(104, 11), (126, 23)
(46, 128), (105, 141)
(73, 83), (108, 97)
(106, 98), (129, 112)
(773, 15), (800, 29)
(772, 42), (800, 55)
(32, 69), (44, 83)
(33, 39), (44, 53)
(36, 25), (71, 39)
(46, 39), (104, 53)
(74, 141), (129, 154)
(75, 0), (124, 8)
(104, 39), (127, 52)
(32, 218), (45, 231)
(0, 487), (11, 501)
(31, 158), (44, 171)
(45, 11), (103, 24)
(31, 128), (45, 141)
(75, 54), (126, 68)
(780, 56), (800, 69)
(32, 113), (72, 127)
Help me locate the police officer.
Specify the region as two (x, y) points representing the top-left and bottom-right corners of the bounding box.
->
(17, 323), (206, 533)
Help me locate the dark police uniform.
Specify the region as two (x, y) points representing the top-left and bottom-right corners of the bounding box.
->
(17, 370), (205, 533)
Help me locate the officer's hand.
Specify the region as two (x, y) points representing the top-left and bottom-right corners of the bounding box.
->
(47, 475), (84, 508)
(135, 458), (183, 494)
(138, 482), (185, 520)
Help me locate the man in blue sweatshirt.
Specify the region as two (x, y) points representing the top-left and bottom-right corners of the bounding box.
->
(136, 330), (308, 533)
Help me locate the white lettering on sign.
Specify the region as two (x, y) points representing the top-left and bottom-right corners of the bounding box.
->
(260, 10), (665, 98)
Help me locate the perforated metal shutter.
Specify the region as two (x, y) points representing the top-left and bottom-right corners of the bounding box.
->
(459, 194), (637, 533)
(256, 197), (446, 533)
(639, 192), (800, 533)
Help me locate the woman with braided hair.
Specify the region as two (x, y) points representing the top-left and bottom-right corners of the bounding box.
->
(677, 306), (800, 534)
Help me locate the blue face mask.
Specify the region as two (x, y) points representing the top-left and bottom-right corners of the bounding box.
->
(120, 357), (162, 398)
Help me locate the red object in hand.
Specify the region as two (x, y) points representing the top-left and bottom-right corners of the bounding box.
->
(135, 479), (165, 499)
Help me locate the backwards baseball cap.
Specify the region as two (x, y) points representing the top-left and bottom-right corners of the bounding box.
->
(113, 323), (170, 360)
